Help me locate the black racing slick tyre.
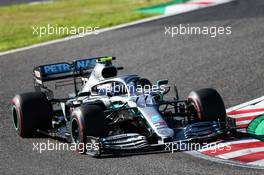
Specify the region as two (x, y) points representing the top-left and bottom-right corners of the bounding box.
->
(188, 88), (226, 122)
(70, 104), (107, 153)
(11, 92), (53, 138)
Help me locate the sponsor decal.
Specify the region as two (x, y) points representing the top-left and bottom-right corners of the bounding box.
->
(152, 115), (167, 127)
(42, 63), (71, 75)
(40, 58), (98, 75)
(75, 59), (97, 70)
(151, 115), (162, 123)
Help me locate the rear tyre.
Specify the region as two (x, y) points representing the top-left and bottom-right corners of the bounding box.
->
(188, 88), (226, 122)
(70, 104), (107, 153)
(11, 92), (52, 138)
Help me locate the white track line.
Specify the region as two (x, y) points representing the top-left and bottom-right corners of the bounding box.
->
(248, 159), (264, 166)
(216, 147), (264, 159)
(198, 139), (259, 152)
(236, 120), (254, 125)
(226, 96), (264, 113)
(228, 111), (264, 118)
(243, 100), (264, 109)
(165, 0), (234, 15)
(0, 14), (180, 57)
(187, 150), (264, 169)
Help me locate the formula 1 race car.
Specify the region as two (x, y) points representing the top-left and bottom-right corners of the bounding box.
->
(11, 56), (236, 156)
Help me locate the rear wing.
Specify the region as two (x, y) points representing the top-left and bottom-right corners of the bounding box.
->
(33, 56), (115, 84)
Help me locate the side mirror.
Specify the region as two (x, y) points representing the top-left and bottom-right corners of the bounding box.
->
(157, 79), (170, 96)
(157, 79), (168, 86)
(107, 92), (113, 97)
(78, 91), (91, 97)
(174, 83), (179, 100)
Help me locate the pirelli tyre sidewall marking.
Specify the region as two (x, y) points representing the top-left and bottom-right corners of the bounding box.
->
(12, 98), (24, 137)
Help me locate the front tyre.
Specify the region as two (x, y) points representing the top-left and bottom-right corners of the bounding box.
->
(188, 88), (226, 122)
(11, 92), (52, 138)
(70, 104), (107, 154)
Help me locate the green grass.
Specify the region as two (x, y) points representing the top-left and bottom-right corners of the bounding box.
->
(0, 0), (169, 52)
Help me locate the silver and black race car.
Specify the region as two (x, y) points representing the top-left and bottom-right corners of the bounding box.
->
(11, 56), (236, 156)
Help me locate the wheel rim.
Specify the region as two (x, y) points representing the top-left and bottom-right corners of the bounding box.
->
(71, 118), (80, 144)
(188, 99), (202, 121)
(12, 105), (20, 131)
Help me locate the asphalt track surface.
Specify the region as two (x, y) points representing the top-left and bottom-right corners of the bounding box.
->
(0, 0), (48, 6)
(0, 0), (264, 174)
